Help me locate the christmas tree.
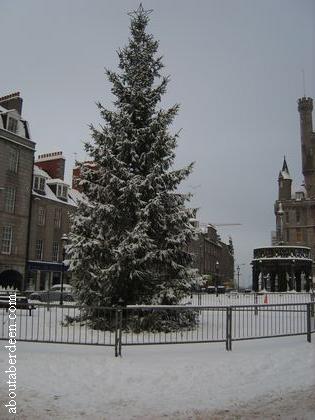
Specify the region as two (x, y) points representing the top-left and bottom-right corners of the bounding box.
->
(67, 4), (197, 313)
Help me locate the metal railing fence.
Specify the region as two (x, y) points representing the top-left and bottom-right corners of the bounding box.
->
(1, 301), (314, 356)
(0, 304), (116, 347)
(182, 292), (313, 306)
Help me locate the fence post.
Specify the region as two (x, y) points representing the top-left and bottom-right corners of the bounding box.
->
(311, 292), (315, 318)
(198, 293), (201, 306)
(114, 308), (118, 356)
(114, 305), (123, 357)
(47, 292), (50, 312)
(254, 294), (258, 316)
(118, 308), (122, 356)
(115, 308), (121, 357)
(226, 307), (232, 351)
(306, 303), (311, 343)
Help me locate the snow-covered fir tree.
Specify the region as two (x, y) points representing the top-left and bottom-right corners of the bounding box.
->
(67, 4), (197, 310)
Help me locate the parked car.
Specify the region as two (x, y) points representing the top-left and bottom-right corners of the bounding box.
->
(29, 284), (75, 302)
(206, 286), (216, 294)
(0, 293), (36, 315)
(217, 286), (226, 294)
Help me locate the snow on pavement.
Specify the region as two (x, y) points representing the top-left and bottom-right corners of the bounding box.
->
(0, 336), (314, 419)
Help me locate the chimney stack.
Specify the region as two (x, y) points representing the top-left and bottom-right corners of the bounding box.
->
(0, 92), (23, 115)
(36, 151), (65, 180)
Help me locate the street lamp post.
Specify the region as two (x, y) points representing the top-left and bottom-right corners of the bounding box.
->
(215, 260), (219, 297)
(237, 265), (240, 292)
(60, 234), (68, 306)
(291, 259), (296, 291)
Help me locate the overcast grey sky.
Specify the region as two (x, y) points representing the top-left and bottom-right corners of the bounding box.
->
(1, 0), (314, 286)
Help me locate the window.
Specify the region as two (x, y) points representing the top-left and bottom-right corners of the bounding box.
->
(38, 207), (46, 226)
(7, 117), (18, 133)
(296, 209), (301, 223)
(9, 147), (19, 173)
(1, 226), (13, 255)
(35, 240), (43, 260)
(296, 228), (302, 242)
(285, 212), (289, 223)
(52, 242), (59, 262)
(54, 208), (62, 228)
(33, 176), (46, 193)
(56, 184), (68, 200)
(4, 187), (16, 213)
(286, 229), (290, 242)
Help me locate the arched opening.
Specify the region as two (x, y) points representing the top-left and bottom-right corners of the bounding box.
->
(0, 270), (23, 290)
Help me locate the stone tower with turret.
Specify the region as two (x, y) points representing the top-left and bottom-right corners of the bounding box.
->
(278, 157), (292, 201)
(274, 97), (315, 280)
(298, 97), (315, 197)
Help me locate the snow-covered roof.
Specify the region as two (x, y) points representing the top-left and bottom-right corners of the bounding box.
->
(255, 246), (311, 250)
(0, 107), (31, 139)
(291, 183), (307, 199)
(278, 157), (292, 180)
(33, 165), (50, 178)
(46, 178), (70, 186)
(32, 164), (84, 207)
(253, 257), (312, 261)
(279, 170), (291, 180)
(68, 188), (86, 205)
(32, 187), (77, 207)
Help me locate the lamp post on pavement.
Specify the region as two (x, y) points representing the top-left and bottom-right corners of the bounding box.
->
(215, 260), (220, 297)
(237, 265), (240, 292)
(60, 234), (68, 306)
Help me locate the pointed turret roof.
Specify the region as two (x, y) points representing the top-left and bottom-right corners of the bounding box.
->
(278, 156), (292, 180)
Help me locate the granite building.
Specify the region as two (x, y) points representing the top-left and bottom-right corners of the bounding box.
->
(0, 92), (36, 290)
(26, 152), (83, 291)
(274, 97), (315, 279)
(188, 221), (234, 286)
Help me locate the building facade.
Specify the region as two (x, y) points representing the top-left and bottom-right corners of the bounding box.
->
(188, 222), (234, 286)
(26, 152), (82, 291)
(0, 92), (36, 290)
(274, 97), (315, 283)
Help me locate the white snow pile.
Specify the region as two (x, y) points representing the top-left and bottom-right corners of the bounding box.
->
(0, 336), (314, 419)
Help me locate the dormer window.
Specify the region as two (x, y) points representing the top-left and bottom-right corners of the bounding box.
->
(295, 191), (304, 201)
(7, 117), (18, 133)
(33, 176), (46, 193)
(56, 184), (68, 200)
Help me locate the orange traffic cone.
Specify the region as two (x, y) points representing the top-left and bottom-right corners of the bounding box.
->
(264, 294), (268, 304)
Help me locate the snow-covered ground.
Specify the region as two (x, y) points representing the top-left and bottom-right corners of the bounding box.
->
(0, 336), (314, 419)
